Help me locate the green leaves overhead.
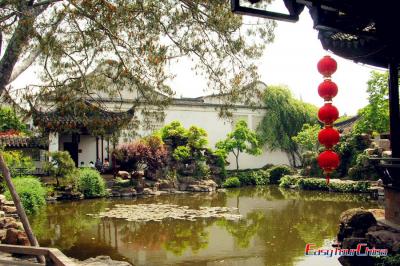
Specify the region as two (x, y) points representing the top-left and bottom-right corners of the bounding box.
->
(354, 71), (390, 135)
(1, 0), (276, 120)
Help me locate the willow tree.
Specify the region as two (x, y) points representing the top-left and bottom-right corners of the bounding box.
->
(258, 85), (317, 167)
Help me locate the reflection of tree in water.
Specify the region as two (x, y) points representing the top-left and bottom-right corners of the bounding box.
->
(217, 211), (265, 248)
(30, 199), (108, 250)
(116, 218), (213, 256)
(220, 186), (380, 266)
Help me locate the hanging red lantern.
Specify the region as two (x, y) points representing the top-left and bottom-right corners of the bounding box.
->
(317, 55), (337, 77)
(318, 126), (340, 148)
(318, 103), (339, 124)
(317, 150), (340, 184)
(318, 79), (338, 100)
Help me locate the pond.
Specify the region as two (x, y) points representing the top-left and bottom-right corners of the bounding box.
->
(29, 186), (382, 266)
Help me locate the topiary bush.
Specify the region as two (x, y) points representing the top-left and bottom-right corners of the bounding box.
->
(78, 168), (107, 198)
(222, 177), (241, 188)
(5, 176), (46, 215)
(268, 165), (293, 184)
(44, 151), (76, 187)
(236, 169), (270, 186)
(279, 175), (300, 188)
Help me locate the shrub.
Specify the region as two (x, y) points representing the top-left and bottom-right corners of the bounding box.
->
(280, 175), (371, 193)
(114, 137), (168, 172)
(78, 168), (107, 198)
(5, 176), (46, 214)
(268, 165), (292, 184)
(222, 177), (241, 188)
(44, 151), (76, 187)
(172, 145), (191, 161)
(237, 169), (270, 186)
(114, 177), (132, 188)
(279, 175), (301, 188)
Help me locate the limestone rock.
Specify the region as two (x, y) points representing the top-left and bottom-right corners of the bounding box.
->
(338, 208), (377, 241)
(339, 208), (377, 229)
(117, 171), (130, 180)
(0, 229), (6, 241)
(0, 195), (6, 204)
(4, 228), (29, 246)
(1, 206), (17, 215)
(366, 230), (400, 252)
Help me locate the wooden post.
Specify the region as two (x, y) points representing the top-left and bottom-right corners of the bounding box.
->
(389, 62), (400, 158)
(0, 152), (45, 263)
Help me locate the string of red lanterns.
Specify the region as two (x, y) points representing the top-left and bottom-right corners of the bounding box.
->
(316, 56), (340, 184)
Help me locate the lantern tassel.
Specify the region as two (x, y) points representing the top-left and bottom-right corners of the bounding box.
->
(326, 173), (330, 185)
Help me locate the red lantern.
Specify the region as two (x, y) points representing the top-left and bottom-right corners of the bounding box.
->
(318, 103), (339, 124)
(318, 79), (338, 100)
(317, 150), (340, 184)
(318, 126), (340, 148)
(317, 55), (337, 77)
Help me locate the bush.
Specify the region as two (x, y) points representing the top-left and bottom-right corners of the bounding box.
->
(268, 165), (292, 184)
(114, 177), (132, 188)
(78, 168), (107, 198)
(5, 176), (46, 214)
(222, 177), (241, 188)
(279, 175), (370, 193)
(237, 169), (270, 186)
(279, 175), (301, 188)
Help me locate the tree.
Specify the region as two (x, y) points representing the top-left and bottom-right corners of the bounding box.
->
(257, 85), (318, 167)
(0, 107), (27, 133)
(354, 71), (390, 134)
(0, 0), (275, 117)
(44, 151), (76, 187)
(216, 120), (261, 171)
(292, 123), (320, 153)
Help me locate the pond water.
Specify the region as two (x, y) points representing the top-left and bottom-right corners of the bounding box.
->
(29, 187), (382, 266)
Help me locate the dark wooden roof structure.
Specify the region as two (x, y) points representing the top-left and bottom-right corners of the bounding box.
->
(32, 101), (135, 136)
(0, 134), (48, 149)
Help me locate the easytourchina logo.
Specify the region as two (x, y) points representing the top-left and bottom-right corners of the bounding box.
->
(305, 243), (388, 257)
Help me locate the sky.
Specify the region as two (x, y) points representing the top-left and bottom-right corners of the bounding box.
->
(167, 7), (386, 116)
(12, 3), (386, 116)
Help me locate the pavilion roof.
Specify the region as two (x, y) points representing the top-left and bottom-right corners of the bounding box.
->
(0, 134), (48, 149)
(32, 100), (135, 136)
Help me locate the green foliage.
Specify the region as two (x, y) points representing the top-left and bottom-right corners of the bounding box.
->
(44, 151), (76, 187)
(335, 133), (372, 178)
(348, 152), (380, 180)
(300, 151), (324, 177)
(187, 126), (208, 150)
(279, 176), (370, 193)
(4, 176), (46, 214)
(222, 177), (241, 188)
(0, 107), (27, 133)
(172, 145), (191, 161)
(1, 150), (35, 177)
(268, 165), (293, 184)
(216, 120), (261, 171)
(194, 161), (210, 179)
(279, 175), (300, 188)
(375, 254), (400, 266)
(114, 177), (132, 188)
(243, 170), (270, 186)
(78, 168), (107, 198)
(354, 71), (390, 134)
(159, 121), (188, 146)
(292, 123), (320, 152)
(258, 85), (318, 167)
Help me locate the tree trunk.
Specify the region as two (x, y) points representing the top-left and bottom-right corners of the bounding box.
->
(0, 152), (45, 263)
(235, 149), (240, 172)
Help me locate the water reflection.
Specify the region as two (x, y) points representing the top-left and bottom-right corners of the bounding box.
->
(29, 186), (381, 266)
